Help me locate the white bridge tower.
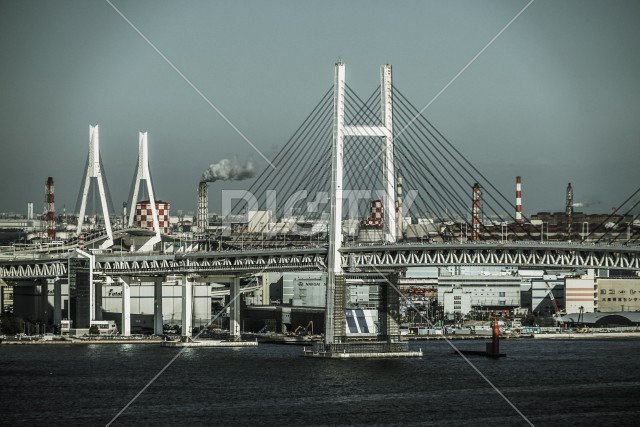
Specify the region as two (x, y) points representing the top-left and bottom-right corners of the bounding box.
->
(128, 132), (161, 246)
(325, 61), (396, 344)
(76, 125), (114, 249)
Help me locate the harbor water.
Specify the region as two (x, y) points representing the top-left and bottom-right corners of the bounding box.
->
(1, 339), (640, 426)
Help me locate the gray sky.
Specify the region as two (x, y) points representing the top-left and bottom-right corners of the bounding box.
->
(1, 0), (639, 217)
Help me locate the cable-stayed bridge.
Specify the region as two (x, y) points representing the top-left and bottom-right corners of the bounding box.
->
(1, 62), (639, 356)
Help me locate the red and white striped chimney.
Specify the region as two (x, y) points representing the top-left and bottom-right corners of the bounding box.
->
(515, 176), (522, 223)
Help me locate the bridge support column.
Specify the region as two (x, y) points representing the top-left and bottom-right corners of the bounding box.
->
(331, 274), (347, 344)
(53, 279), (62, 330)
(181, 275), (192, 338)
(121, 277), (131, 336)
(39, 279), (49, 331)
(154, 277), (164, 335)
(94, 278), (102, 321)
(229, 277), (241, 341)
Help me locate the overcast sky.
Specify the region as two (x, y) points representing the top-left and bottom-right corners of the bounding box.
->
(1, 0), (639, 217)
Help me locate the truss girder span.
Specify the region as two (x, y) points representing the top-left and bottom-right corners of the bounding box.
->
(0, 261), (67, 279)
(89, 254), (327, 276)
(343, 247), (640, 271)
(2, 244), (640, 279)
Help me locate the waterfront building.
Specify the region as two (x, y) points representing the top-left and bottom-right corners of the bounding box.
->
(565, 273), (597, 313)
(531, 278), (565, 315)
(437, 275), (521, 314)
(597, 278), (640, 312)
(441, 286), (472, 316)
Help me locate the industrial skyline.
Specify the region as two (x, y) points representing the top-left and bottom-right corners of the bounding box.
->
(1, 0), (639, 215)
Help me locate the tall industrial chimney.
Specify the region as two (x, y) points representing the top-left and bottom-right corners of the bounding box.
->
(197, 181), (208, 234)
(515, 176), (522, 223)
(566, 182), (573, 238)
(45, 177), (55, 239)
(472, 183), (481, 242)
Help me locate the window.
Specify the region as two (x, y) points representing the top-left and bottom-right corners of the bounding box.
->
(499, 292), (506, 297)
(601, 290), (607, 295)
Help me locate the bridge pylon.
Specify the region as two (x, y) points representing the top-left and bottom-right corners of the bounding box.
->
(127, 131), (161, 247)
(76, 125), (114, 248)
(319, 61), (419, 358)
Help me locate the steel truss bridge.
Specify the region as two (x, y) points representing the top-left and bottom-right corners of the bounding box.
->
(2, 242), (639, 281)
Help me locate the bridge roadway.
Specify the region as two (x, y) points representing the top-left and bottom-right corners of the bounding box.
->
(1, 241), (640, 280)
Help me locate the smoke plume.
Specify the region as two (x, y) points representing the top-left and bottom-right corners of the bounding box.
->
(572, 201), (601, 208)
(201, 159), (255, 183)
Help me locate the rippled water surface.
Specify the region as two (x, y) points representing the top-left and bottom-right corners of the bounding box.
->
(1, 339), (640, 426)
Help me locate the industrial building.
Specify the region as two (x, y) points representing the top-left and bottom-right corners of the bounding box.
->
(440, 286), (472, 316)
(530, 278), (565, 316)
(565, 274), (597, 313)
(437, 275), (521, 316)
(597, 278), (640, 312)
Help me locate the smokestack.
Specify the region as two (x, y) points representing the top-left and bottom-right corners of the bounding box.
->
(566, 182), (573, 238)
(45, 177), (55, 239)
(27, 202), (34, 220)
(515, 176), (522, 223)
(472, 183), (481, 242)
(197, 181), (208, 234)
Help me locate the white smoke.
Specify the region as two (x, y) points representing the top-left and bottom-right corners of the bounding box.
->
(201, 159), (255, 183)
(573, 201), (601, 208)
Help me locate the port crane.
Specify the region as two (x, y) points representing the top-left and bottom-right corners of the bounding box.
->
(292, 321), (314, 336)
(544, 281), (565, 328)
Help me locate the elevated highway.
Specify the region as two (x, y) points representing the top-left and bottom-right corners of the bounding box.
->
(2, 241), (639, 280)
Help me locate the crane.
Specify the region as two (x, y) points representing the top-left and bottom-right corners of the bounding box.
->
(544, 281), (565, 328)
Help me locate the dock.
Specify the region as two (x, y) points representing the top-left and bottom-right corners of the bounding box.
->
(302, 347), (422, 359)
(160, 339), (258, 348)
(300, 341), (422, 359)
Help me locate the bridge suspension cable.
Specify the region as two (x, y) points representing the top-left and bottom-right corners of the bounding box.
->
(229, 74), (558, 245)
(590, 186), (640, 244)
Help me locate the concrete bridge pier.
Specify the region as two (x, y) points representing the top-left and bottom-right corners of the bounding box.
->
(154, 277), (164, 335)
(119, 276), (131, 336)
(53, 278), (62, 329)
(379, 273), (402, 343)
(229, 277), (241, 341)
(0, 282), (4, 314)
(181, 275), (193, 339)
(38, 278), (49, 331)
